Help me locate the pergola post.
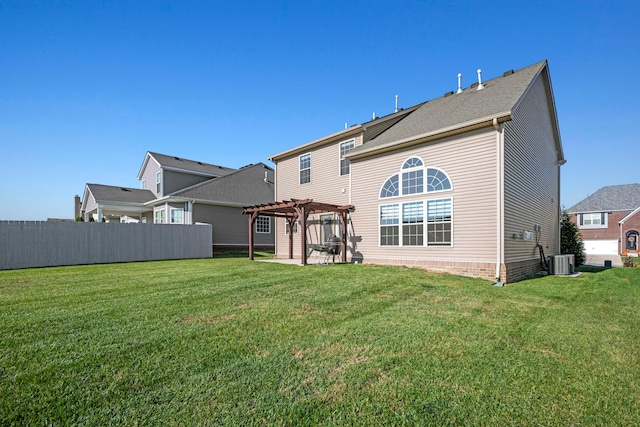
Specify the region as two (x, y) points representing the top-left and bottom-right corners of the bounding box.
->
(299, 206), (308, 265)
(340, 211), (348, 263)
(287, 217), (296, 259)
(248, 212), (258, 260)
(242, 199), (354, 265)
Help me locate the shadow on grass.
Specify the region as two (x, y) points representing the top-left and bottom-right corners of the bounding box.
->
(577, 265), (613, 273)
(213, 251), (274, 259)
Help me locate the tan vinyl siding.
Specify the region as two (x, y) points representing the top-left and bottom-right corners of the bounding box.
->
(351, 128), (498, 263)
(503, 71), (561, 262)
(274, 134), (363, 258)
(194, 204), (273, 247)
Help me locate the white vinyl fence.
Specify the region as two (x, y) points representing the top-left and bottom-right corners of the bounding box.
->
(0, 221), (213, 270)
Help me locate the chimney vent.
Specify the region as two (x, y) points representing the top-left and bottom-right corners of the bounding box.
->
(476, 69), (485, 90)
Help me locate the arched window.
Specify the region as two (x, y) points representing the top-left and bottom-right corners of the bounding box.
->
(426, 168), (451, 192)
(402, 157), (424, 195)
(380, 175), (399, 198)
(402, 157), (423, 169)
(379, 157), (452, 199)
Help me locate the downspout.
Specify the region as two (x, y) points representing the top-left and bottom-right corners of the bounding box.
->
(620, 219), (623, 256)
(187, 201), (194, 224)
(493, 118), (505, 286)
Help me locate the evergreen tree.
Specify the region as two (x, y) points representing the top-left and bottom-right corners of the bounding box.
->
(561, 211), (586, 267)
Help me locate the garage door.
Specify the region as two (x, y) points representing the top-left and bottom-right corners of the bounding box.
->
(583, 240), (618, 255)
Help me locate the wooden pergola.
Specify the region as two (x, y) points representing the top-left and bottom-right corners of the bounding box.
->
(242, 198), (355, 265)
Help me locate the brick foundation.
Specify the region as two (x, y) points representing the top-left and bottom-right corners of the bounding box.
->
(360, 257), (546, 284)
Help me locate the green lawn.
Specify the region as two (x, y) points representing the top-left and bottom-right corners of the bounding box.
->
(1, 257), (639, 426)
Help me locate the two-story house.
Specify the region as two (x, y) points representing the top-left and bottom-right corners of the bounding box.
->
(81, 151), (275, 253)
(567, 184), (640, 257)
(246, 60), (564, 283)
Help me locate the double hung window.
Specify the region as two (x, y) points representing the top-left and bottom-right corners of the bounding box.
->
(299, 154), (311, 184)
(170, 208), (184, 224)
(579, 212), (606, 229)
(154, 208), (165, 224)
(339, 140), (355, 176)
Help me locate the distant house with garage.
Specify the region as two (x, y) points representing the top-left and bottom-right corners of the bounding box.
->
(566, 183), (640, 257)
(245, 60), (565, 283)
(80, 151), (275, 253)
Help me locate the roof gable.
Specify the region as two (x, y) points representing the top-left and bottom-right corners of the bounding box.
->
(348, 60), (553, 159)
(85, 184), (156, 204)
(269, 103), (423, 162)
(137, 151), (236, 179)
(567, 184), (640, 213)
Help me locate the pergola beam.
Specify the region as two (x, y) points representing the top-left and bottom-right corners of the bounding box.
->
(242, 199), (354, 265)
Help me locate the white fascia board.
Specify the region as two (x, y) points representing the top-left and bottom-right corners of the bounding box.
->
(98, 202), (151, 214)
(136, 152), (160, 180)
(269, 125), (363, 162)
(145, 196), (245, 208)
(620, 206), (640, 224)
(346, 112), (511, 161)
(80, 185), (93, 212)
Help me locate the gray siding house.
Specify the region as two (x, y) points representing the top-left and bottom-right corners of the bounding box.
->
(266, 60), (564, 283)
(81, 152), (275, 252)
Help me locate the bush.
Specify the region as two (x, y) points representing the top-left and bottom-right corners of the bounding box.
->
(561, 211), (586, 267)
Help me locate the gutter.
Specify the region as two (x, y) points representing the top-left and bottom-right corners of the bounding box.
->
(269, 125), (363, 162)
(144, 196), (248, 209)
(345, 112), (512, 161)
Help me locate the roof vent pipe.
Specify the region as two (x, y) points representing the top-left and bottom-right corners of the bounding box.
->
(456, 73), (463, 93)
(372, 112), (376, 120)
(395, 95), (399, 112)
(476, 69), (485, 90)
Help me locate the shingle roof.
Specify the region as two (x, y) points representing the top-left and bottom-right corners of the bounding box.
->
(87, 184), (156, 204)
(171, 163), (275, 205)
(148, 152), (236, 177)
(268, 103), (423, 162)
(350, 60), (551, 156)
(567, 184), (640, 213)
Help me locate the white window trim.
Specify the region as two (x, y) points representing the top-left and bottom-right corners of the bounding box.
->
(299, 153), (311, 185)
(378, 197), (453, 247)
(339, 139), (355, 176)
(154, 207), (166, 224)
(170, 207), (184, 224)
(141, 179), (146, 190)
(379, 163), (453, 200)
(285, 219), (299, 235)
(156, 171), (162, 194)
(255, 216), (271, 234)
(579, 212), (608, 229)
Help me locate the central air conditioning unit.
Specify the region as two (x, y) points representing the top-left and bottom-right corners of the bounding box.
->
(548, 254), (575, 275)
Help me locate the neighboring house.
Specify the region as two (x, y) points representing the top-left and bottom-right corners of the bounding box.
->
(251, 60), (564, 283)
(80, 152), (275, 252)
(566, 184), (640, 257)
(81, 184), (156, 223)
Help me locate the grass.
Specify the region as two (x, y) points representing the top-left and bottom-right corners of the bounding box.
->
(1, 258), (639, 426)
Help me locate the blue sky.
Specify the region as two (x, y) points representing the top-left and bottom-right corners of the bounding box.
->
(1, 0), (638, 220)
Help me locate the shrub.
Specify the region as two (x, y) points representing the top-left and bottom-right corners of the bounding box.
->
(561, 210), (586, 267)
